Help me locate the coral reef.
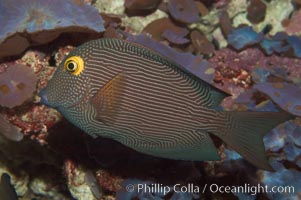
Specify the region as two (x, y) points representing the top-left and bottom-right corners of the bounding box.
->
(227, 26), (301, 58)
(124, 0), (161, 15)
(142, 18), (189, 42)
(167, 0), (199, 24)
(0, 163), (29, 198)
(285, 9), (301, 35)
(190, 30), (215, 55)
(122, 9), (167, 34)
(64, 160), (102, 200)
(254, 82), (301, 117)
(0, 64), (37, 108)
(0, 131), (67, 199)
(247, 0), (267, 24)
(232, 0), (294, 35)
(0, 114), (23, 142)
(29, 177), (68, 200)
(94, 0), (125, 15)
(0, 0), (104, 59)
(260, 161), (301, 200)
(227, 26), (264, 50)
(0, 0), (300, 199)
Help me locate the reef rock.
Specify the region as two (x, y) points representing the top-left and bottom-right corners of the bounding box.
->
(0, 0), (104, 59)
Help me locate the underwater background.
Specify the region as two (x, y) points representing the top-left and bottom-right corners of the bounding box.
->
(0, 0), (301, 199)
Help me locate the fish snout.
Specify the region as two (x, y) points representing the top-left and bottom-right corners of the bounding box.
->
(39, 88), (49, 106)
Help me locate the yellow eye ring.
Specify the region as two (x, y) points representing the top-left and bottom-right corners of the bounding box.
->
(64, 56), (84, 76)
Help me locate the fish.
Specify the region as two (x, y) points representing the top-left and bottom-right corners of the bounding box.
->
(39, 38), (293, 170)
(0, 173), (18, 200)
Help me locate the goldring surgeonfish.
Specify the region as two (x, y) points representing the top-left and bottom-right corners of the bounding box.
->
(39, 38), (293, 170)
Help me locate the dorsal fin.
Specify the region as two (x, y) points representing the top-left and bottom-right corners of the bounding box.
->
(208, 88), (230, 109)
(102, 38), (231, 109)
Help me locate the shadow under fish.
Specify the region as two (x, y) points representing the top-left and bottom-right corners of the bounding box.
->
(39, 37), (294, 171)
(0, 173), (18, 200)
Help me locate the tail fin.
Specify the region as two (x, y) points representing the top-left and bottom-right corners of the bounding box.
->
(209, 111), (294, 171)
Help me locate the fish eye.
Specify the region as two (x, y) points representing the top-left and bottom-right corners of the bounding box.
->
(64, 56), (84, 76)
(66, 61), (77, 72)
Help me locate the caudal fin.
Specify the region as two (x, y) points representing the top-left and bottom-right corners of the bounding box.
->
(210, 111), (293, 171)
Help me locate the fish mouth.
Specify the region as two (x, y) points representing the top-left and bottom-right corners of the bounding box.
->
(39, 89), (51, 107)
(39, 83), (91, 110)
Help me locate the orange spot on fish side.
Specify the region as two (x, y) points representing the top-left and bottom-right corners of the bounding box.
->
(0, 84), (10, 94)
(272, 82), (284, 89)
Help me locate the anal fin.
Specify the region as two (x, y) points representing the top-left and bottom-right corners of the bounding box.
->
(147, 131), (220, 161)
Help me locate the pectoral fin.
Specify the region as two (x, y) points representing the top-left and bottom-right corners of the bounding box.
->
(90, 72), (125, 125)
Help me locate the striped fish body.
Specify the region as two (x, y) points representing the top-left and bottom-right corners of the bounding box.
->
(40, 38), (293, 170)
